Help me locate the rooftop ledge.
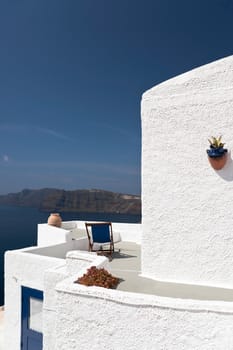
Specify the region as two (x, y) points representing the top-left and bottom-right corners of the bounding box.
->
(109, 241), (233, 302)
(23, 221), (233, 303)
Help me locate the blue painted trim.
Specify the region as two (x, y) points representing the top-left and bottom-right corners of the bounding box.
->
(21, 286), (43, 350)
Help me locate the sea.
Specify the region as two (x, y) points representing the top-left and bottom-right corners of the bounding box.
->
(0, 205), (141, 306)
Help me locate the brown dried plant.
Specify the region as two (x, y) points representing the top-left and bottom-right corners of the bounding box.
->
(75, 266), (119, 289)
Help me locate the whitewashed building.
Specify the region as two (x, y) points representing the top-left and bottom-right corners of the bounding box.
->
(4, 55), (233, 350)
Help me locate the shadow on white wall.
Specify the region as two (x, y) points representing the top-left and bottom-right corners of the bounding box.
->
(216, 151), (233, 181)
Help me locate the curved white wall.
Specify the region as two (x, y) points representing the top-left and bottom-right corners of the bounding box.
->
(141, 55), (233, 287)
(52, 279), (233, 350)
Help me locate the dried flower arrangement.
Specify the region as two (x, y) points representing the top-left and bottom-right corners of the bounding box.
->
(75, 266), (119, 289)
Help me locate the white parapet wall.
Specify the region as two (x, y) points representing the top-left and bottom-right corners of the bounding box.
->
(37, 223), (74, 247)
(141, 55), (233, 288)
(43, 252), (109, 350)
(4, 248), (65, 350)
(5, 216), (233, 349)
(50, 275), (233, 350)
(38, 220), (142, 246)
(4, 241), (109, 350)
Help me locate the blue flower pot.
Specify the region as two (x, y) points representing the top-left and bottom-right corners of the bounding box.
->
(206, 147), (227, 158)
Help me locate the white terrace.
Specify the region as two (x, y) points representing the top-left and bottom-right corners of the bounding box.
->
(4, 55), (233, 350)
(4, 221), (233, 350)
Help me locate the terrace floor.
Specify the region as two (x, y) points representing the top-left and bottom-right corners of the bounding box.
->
(2, 241), (233, 350)
(111, 241), (233, 301)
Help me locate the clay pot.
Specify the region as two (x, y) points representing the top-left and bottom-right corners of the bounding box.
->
(208, 153), (227, 170)
(47, 213), (62, 227)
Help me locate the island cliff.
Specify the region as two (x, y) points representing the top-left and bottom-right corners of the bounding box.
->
(0, 188), (141, 215)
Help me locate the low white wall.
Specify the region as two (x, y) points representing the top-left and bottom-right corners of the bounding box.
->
(27, 241), (75, 258)
(51, 277), (233, 350)
(27, 238), (89, 258)
(4, 242), (109, 350)
(37, 223), (73, 247)
(43, 253), (109, 350)
(6, 233), (233, 350)
(72, 237), (89, 251)
(38, 221), (142, 247)
(65, 251), (109, 276)
(42, 265), (68, 350)
(110, 222), (141, 243)
(4, 249), (65, 350)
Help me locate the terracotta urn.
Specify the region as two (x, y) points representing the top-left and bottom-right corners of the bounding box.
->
(47, 213), (62, 227)
(207, 153), (227, 170)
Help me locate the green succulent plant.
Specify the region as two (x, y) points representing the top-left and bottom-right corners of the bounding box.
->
(208, 135), (225, 149)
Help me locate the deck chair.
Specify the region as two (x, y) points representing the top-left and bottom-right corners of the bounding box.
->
(85, 222), (114, 257)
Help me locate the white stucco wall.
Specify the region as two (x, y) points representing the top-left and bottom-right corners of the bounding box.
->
(51, 276), (233, 350)
(38, 221), (142, 246)
(141, 55), (233, 287)
(43, 252), (108, 350)
(37, 223), (74, 246)
(5, 219), (141, 350)
(5, 213), (233, 350)
(4, 241), (109, 350)
(4, 249), (65, 350)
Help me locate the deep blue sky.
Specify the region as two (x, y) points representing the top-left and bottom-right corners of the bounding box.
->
(0, 0), (233, 195)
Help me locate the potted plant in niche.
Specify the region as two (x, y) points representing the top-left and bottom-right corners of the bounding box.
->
(206, 135), (228, 170)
